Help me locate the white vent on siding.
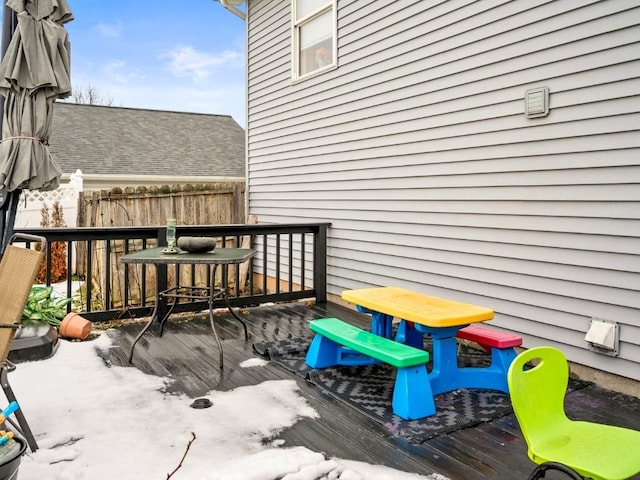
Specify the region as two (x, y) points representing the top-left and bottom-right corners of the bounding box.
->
(585, 318), (620, 357)
(525, 87), (550, 118)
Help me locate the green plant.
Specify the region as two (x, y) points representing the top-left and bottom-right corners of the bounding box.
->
(22, 286), (72, 327)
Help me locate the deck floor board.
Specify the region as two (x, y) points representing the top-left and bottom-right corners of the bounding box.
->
(98, 302), (640, 480)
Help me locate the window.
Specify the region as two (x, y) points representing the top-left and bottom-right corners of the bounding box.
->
(292, 0), (336, 80)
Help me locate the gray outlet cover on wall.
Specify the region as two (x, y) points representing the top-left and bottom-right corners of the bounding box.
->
(525, 87), (550, 118)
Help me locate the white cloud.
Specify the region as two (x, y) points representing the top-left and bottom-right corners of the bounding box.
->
(102, 60), (146, 84)
(68, 49), (246, 125)
(163, 45), (243, 82)
(94, 22), (122, 38)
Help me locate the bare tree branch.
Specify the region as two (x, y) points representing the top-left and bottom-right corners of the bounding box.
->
(166, 432), (196, 479)
(71, 83), (115, 106)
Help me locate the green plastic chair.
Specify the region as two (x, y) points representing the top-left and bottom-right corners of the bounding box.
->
(507, 346), (640, 480)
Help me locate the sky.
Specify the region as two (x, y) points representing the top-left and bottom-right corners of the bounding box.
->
(2, 1), (247, 126)
(8, 332), (450, 480)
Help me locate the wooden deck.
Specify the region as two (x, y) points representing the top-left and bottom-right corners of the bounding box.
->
(100, 301), (640, 480)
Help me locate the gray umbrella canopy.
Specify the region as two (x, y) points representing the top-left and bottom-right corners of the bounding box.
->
(0, 0), (73, 192)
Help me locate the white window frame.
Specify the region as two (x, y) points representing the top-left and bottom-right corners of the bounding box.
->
(292, 0), (337, 82)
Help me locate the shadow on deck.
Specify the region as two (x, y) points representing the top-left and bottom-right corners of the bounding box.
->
(98, 301), (640, 480)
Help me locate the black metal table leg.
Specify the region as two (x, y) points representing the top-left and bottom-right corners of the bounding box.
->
(221, 264), (249, 341)
(207, 296), (224, 370)
(158, 291), (178, 337)
(225, 295), (249, 341)
(128, 298), (160, 363)
(207, 264), (226, 370)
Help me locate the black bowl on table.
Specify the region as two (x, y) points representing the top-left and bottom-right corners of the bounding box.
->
(176, 236), (217, 253)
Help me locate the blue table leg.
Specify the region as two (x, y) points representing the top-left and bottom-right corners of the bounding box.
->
(395, 320), (424, 349)
(393, 365), (436, 420)
(414, 324), (512, 395)
(416, 325), (461, 395)
(356, 305), (393, 338)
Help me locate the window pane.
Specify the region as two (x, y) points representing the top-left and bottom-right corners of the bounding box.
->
(298, 11), (333, 76)
(299, 11), (331, 49)
(295, 0), (330, 20)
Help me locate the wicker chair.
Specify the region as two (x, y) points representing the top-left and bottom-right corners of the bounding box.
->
(0, 233), (47, 452)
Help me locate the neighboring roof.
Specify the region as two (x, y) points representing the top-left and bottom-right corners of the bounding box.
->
(49, 102), (245, 178)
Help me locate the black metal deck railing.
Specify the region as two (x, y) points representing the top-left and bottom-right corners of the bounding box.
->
(13, 223), (329, 323)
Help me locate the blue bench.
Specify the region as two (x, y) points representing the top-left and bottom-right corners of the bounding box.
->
(305, 317), (435, 420)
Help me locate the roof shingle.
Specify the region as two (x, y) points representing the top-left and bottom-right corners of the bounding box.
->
(49, 103), (245, 178)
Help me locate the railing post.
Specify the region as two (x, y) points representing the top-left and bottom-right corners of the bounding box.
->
(156, 227), (169, 322)
(313, 224), (328, 303)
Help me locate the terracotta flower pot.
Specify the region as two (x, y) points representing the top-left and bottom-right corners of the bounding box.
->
(59, 313), (92, 340)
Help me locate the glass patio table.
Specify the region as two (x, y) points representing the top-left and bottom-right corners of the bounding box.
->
(120, 247), (255, 370)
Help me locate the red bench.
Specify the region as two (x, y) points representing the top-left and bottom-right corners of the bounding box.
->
(457, 324), (522, 349)
(457, 325), (522, 382)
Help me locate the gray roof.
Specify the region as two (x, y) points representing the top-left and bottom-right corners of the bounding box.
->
(49, 102), (245, 177)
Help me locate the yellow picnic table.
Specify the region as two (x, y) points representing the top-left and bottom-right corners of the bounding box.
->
(342, 287), (515, 396)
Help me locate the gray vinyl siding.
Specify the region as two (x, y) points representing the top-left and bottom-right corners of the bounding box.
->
(246, 0), (640, 380)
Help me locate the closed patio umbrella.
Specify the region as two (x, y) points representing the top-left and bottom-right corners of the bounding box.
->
(0, 0), (73, 253)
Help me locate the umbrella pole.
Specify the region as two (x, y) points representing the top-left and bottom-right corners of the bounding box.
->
(0, 189), (20, 255)
(1, 1), (16, 53)
(0, 1), (16, 119)
(0, 2), (18, 257)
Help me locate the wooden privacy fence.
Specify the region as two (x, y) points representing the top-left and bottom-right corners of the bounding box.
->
(75, 182), (246, 308)
(77, 182), (245, 228)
